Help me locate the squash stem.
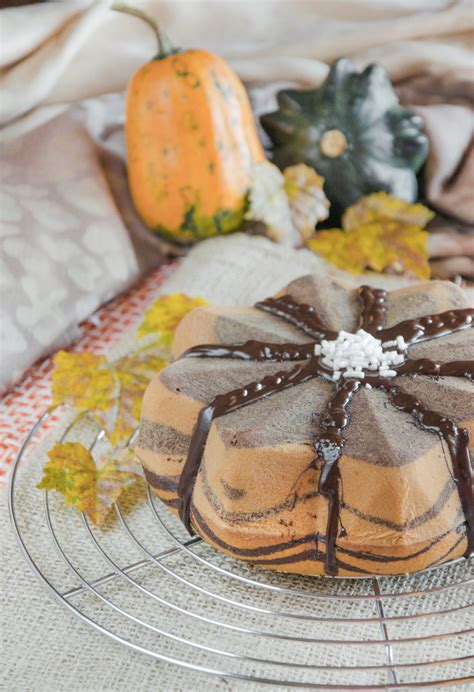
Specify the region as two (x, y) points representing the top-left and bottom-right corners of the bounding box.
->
(112, 3), (175, 59)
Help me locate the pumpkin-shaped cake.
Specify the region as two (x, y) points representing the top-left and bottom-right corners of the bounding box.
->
(136, 275), (473, 577)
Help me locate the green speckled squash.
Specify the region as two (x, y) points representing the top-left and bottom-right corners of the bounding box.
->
(260, 59), (429, 221)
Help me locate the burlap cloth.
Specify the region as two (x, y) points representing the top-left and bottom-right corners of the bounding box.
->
(1, 235), (473, 691)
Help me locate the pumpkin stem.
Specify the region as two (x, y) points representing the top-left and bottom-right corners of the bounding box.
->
(112, 3), (176, 59)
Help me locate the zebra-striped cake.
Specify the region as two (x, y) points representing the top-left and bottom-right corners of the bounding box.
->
(136, 275), (473, 577)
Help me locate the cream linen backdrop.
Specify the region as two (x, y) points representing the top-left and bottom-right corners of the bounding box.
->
(0, 0), (473, 392)
(1, 0), (473, 134)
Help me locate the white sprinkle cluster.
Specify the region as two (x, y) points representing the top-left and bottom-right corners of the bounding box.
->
(315, 329), (406, 381)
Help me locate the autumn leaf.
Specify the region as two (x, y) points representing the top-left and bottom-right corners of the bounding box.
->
(37, 442), (143, 525)
(308, 192), (432, 279)
(308, 228), (366, 274)
(52, 351), (117, 412)
(245, 160), (330, 245)
(108, 350), (167, 445)
(308, 222), (430, 279)
(137, 293), (207, 346)
(52, 294), (206, 443)
(52, 349), (167, 445)
(343, 192), (434, 231)
(283, 164), (329, 241)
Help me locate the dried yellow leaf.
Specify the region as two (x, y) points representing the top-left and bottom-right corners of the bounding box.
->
(137, 293), (207, 346)
(109, 351), (167, 445)
(308, 221), (430, 280)
(38, 442), (143, 525)
(308, 228), (367, 275)
(52, 351), (117, 411)
(52, 294), (205, 444)
(52, 349), (167, 445)
(343, 192), (434, 231)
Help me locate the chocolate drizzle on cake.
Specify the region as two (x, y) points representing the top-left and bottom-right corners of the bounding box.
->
(255, 295), (338, 341)
(367, 378), (474, 557)
(358, 286), (387, 333)
(398, 359), (474, 380)
(183, 340), (315, 362)
(176, 286), (474, 575)
(379, 307), (474, 345)
(315, 379), (361, 575)
(177, 357), (323, 533)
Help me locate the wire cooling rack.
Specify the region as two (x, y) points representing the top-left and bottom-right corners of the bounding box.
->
(8, 405), (474, 689)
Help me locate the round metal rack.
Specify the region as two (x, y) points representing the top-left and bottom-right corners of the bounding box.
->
(9, 406), (474, 689)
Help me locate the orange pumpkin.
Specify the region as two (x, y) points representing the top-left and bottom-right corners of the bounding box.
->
(114, 5), (265, 244)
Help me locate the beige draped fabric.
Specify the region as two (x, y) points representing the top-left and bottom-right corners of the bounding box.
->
(1, 0), (473, 136)
(0, 0), (473, 391)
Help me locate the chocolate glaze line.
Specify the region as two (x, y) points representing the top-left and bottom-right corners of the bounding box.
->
(398, 358), (474, 380)
(314, 379), (361, 575)
(177, 357), (323, 532)
(256, 295), (338, 341)
(173, 286), (474, 575)
(182, 339), (315, 362)
(369, 377), (473, 556)
(358, 286), (387, 333)
(177, 405), (214, 533)
(211, 356), (323, 417)
(379, 307), (474, 345)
